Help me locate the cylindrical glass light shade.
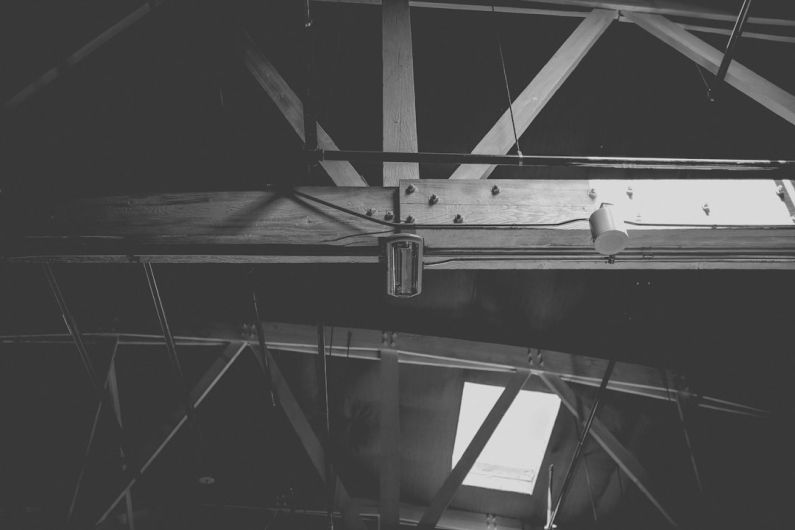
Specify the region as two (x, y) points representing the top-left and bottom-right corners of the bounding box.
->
(384, 234), (423, 298)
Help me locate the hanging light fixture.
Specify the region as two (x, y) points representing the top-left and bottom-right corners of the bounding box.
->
(589, 203), (628, 256)
(384, 234), (423, 298)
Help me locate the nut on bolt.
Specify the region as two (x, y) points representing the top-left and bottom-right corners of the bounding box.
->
(365, 208), (375, 216)
(454, 214), (464, 224)
(384, 210), (394, 221)
(404, 215), (415, 224)
(588, 188), (597, 199)
(702, 203), (710, 215)
(405, 184), (416, 194)
(776, 185), (786, 199)
(491, 185), (500, 195)
(429, 194), (439, 205)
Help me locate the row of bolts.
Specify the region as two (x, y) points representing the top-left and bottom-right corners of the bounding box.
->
(363, 183), (792, 223)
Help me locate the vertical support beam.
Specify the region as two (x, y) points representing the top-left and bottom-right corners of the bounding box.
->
(383, 0), (420, 186)
(380, 350), (400, 530)
(418, 369), (531, 529)
(107, 355), (136, 530)
(449, 9), (615, 180)
(539, 373), (680, 528)
(625, 12), (795, 126)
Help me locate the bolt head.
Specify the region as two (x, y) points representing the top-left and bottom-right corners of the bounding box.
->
(626, 186), (634, 198)
(702, 203), (710, 215)
(588, 188), (597, 199)
(429, 194), (439, 205)
(404, 215), (415, 223)
(384, 211), (394, 221)
(491, 185), (500, 195)
(453, 214), (464, 224)
(405, 184), (416, 194)
(776, 185), (786, 198)
(365, 208), (375, 216)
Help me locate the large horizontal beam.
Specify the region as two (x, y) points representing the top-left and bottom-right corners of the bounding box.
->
(0, 323), (769, 417)
(1, 183), (794, 268)
(313, 0), (795, 43)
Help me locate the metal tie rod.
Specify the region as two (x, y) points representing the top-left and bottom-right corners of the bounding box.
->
(312, 149), (795, 173)
(546, 359), (616, 530)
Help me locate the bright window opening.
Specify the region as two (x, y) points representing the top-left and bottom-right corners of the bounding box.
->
(452, 382), (561, 494)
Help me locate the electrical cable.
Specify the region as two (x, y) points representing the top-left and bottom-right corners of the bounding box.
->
(491, 5), (522, 156)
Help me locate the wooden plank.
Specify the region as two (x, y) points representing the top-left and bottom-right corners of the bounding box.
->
(4, 1), (167, 110)
(383, 0), (420, 186)
(3, 187), (795, 268)
(418, 369), (531, 529)
(263, 347), (368, 530)
(241, 34), (368, 186)
(97, 341), (247, 524)
(449, 10), (615, 180)
(540, 373), (679, 528)
(380, 350), (401, 530)
(625, 13), (795, 126)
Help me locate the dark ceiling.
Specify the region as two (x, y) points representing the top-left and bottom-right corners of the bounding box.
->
(1, 1), (795, 529)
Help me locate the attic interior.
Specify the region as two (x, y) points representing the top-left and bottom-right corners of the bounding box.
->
(2, 1), (795, 530)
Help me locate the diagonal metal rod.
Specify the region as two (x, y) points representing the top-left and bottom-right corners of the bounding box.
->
(317, 324), (335, 530)
(708, 0), (754, 101)
(675, 392), (704, 495)
(43, 264), (100, 396)
(142, 263), (207, 475)
(546, 359), (616, 530)
(66, 338), (121, 524)
(250, 287), (276, 407)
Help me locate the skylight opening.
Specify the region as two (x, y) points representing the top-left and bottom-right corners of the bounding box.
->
(452, 382), (561, 495)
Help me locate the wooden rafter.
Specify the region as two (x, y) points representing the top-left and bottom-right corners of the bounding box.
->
(383, 0), (420, 186)
(418, 369), (532, 529)
(0, 323), (768, 417)
(540, 373), (679, 528)
(625, 13), (795, 126)
(241, 33), (368, 186)
(4, 1), (169, 111)
(315, 0), (795, 31)
(449, 9), (615, 180)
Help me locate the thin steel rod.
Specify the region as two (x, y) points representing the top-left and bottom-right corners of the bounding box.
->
(546, 359), (616, 530)
(42, 264), (100, 395)
(66, 339), (121, 524)
(142, 263), (207, 475)
(303, 0), (318, 173)
(317, 324), (335, 530)
(709, 0), (754, 100)
(251, 288), (276, 406)
(675, 392), (705, 494)
(314, 149), (795, 172)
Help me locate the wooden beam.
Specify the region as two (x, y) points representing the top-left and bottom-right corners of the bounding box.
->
(625, 13), (795, 126)
(4, 1), (168, 111)
(380, 350), (401, 529)
(449, 9), (615, 180)
(0, 327), (769, 417)
(418, 369), (531, 529)
(383, 0), (420, 186)
(241, 34), (368, 186)
(315, 0), (795, 30)
(540, 373), (679, 528)
(3, 183), (795, 269)
(262, 346), (368, 530)
(97, 341), (247, 524)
